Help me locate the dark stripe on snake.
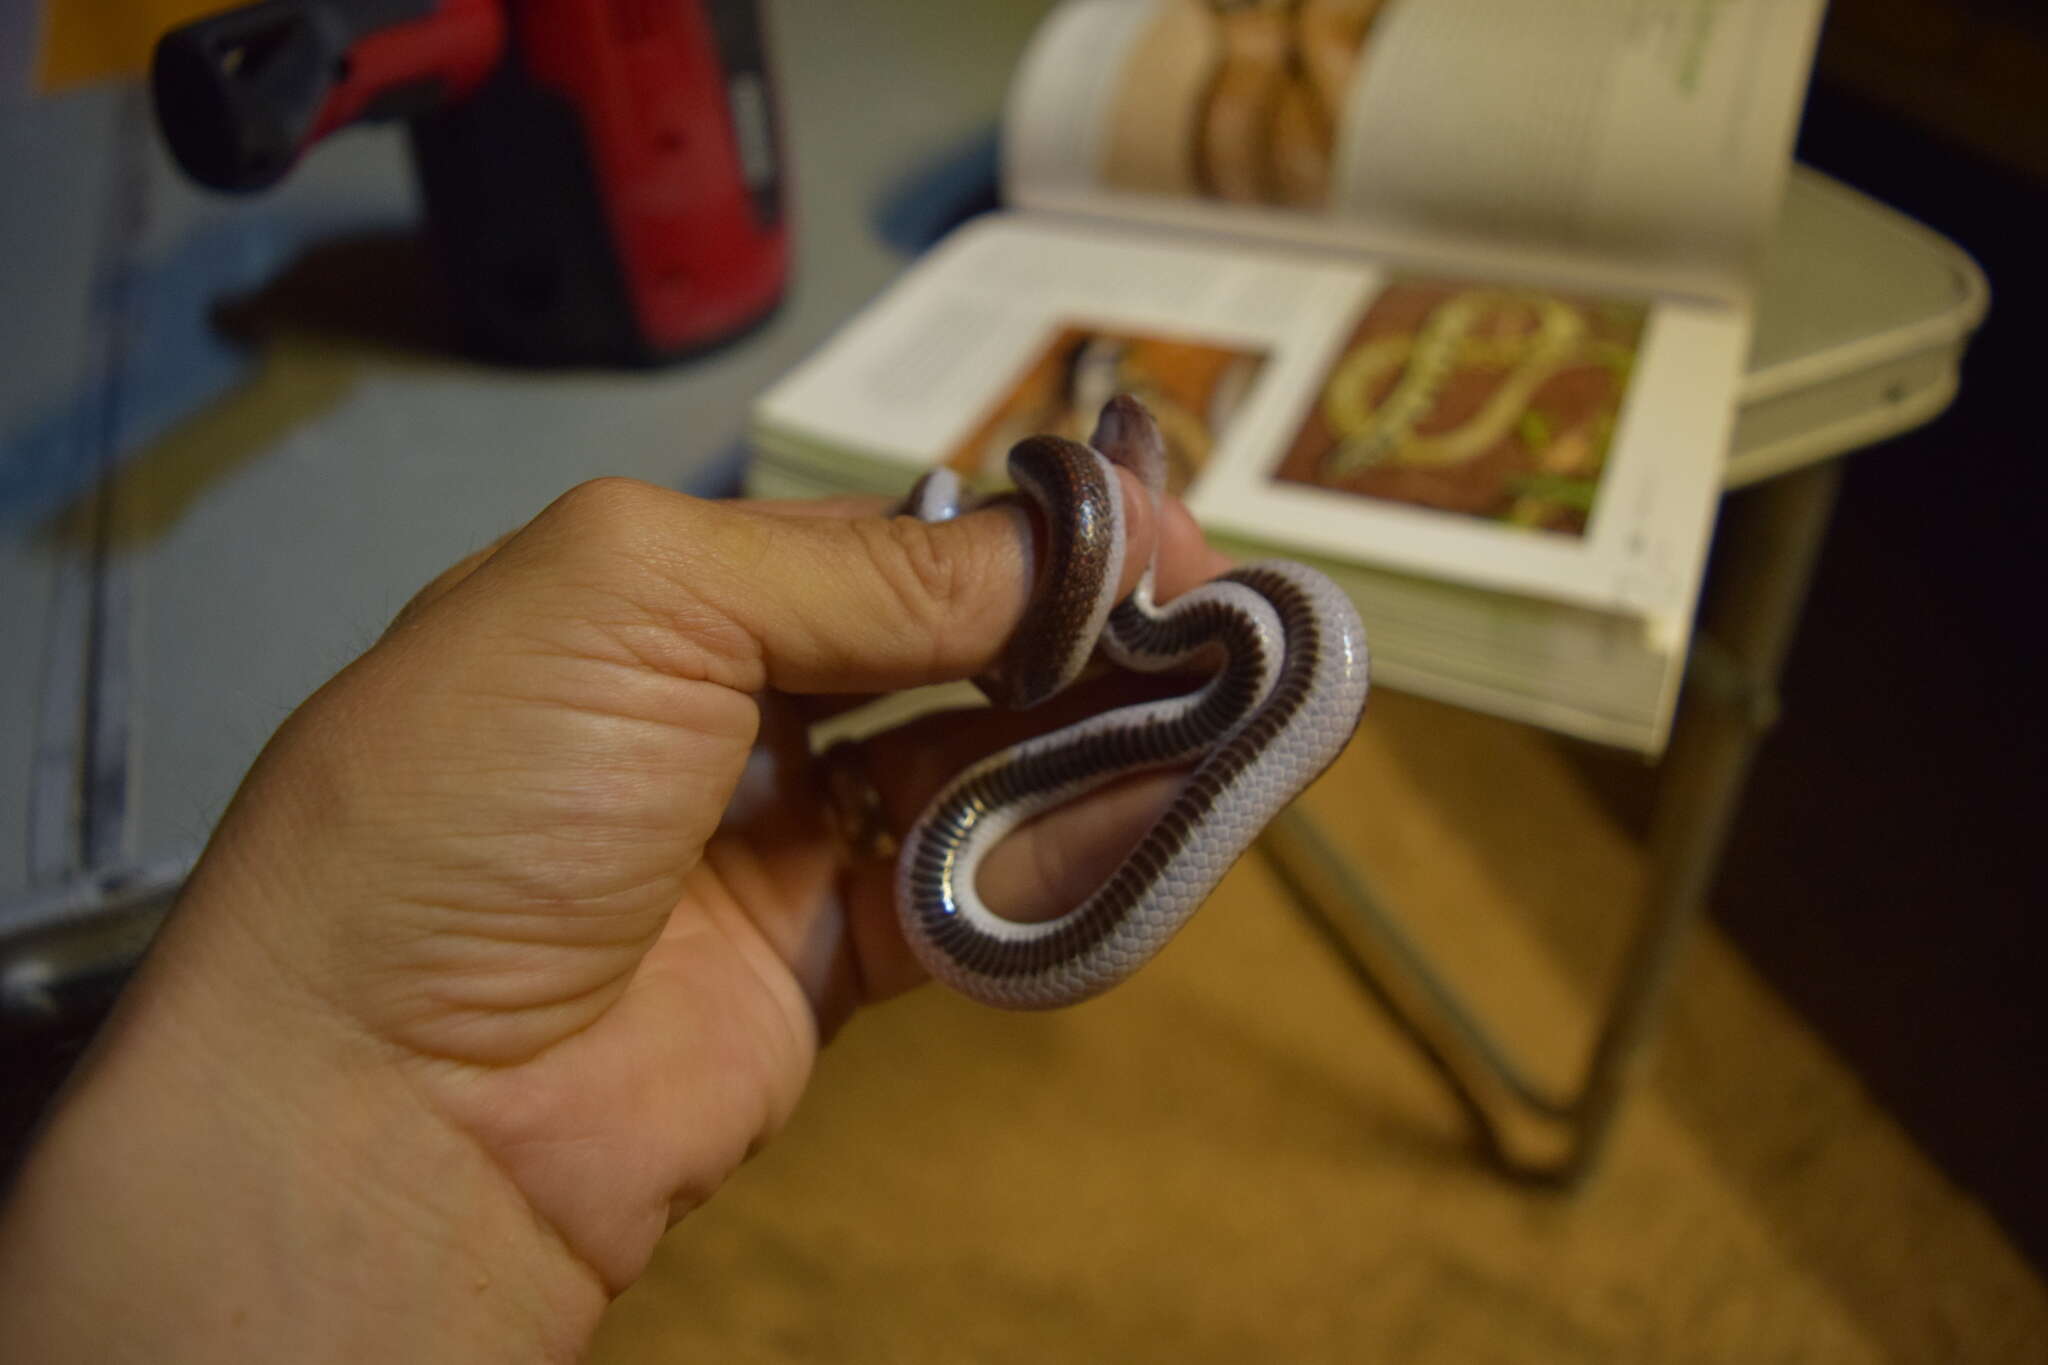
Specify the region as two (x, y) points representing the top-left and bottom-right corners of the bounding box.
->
(984, 438), (1117, 708)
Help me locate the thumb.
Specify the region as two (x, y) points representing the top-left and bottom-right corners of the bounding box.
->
(466, 471), (1166, 698)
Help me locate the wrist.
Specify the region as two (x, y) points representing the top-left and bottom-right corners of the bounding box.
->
(0, 892), (607, 1363)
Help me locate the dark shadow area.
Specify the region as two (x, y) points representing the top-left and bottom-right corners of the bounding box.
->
(0, 997), (114, 1182)
(208, 229), (463, 358)
(1568, 77), (2048, 1268)
(1720, 78), (2048, 1267)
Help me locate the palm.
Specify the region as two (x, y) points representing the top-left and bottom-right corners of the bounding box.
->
(347, 652), (865, 1279)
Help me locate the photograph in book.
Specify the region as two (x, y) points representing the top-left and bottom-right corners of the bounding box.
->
(945, 324), (1268, 496)
(1100, 0), (1397, 211)
(1270, 276), (1648, 537)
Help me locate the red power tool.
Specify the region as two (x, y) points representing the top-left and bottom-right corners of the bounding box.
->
(152, 0), (788, 366)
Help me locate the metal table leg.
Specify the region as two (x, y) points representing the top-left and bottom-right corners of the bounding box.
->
(1259, 462), (1845, 1186)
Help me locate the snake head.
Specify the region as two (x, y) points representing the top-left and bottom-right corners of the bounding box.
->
(1089, 394), (1170, 504)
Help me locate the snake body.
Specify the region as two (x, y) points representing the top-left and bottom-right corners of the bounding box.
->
(895, 396), (1370, 1009)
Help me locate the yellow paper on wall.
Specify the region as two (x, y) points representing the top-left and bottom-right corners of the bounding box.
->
(35, 0), (223, 90)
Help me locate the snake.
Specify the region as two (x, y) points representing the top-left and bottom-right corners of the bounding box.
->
(1321, 289), (1586, 476)
(891, 395), (1371, 1009)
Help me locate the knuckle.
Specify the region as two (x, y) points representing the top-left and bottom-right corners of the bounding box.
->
(541, 477), (670, 547)
(386, 562), (468, 634)
(854, 514), (970, 633)
(532, 479), (725, 596)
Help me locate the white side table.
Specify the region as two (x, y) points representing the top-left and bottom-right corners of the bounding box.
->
(1258, 168), (1989, 1184)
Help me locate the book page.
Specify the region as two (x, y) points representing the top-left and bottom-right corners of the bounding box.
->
(755, 214), (1371, 482)
(1004, 0), (1824, 300)
(754, 215), (1744, 630)
(1188, 269), (1744, 640)
(1332, 0), (1826, 291)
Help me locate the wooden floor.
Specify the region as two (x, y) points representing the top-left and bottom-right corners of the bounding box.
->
(593, 691), (2046, 1363)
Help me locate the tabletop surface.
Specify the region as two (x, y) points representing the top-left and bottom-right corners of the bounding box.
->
(0, 0), (1985, 918)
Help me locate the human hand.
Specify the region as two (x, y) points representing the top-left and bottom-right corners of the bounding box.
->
(0, 473), (1229, 1360)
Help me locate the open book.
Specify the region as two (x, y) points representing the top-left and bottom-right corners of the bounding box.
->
(748, 0), (1829, 753)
